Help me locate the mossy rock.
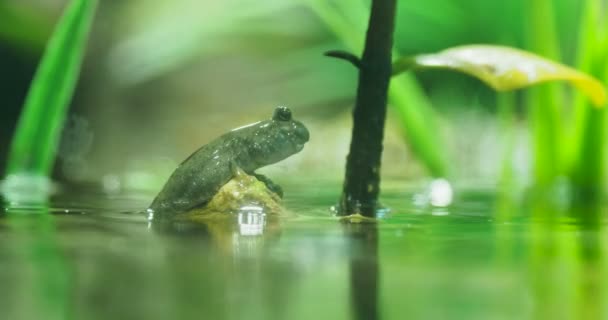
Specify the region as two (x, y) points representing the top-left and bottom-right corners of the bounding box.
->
(179, 167), (286, 221)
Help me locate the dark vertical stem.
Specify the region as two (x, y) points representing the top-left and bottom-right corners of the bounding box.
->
(340, 0), (397, 216)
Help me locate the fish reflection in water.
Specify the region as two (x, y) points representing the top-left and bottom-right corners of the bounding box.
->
(151, 203), (384, 320)
(151, 204), (296, 320)
(151, 204), (277, 255)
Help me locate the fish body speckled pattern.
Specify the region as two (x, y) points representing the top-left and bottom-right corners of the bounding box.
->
(149, 107), (309, 218)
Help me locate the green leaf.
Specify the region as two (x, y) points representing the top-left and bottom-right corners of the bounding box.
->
(5, 0), (98, 177)
(395, 45), (607, 107)
(0, 3), (51, 52)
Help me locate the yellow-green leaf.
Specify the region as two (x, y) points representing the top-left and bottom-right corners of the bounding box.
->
(401, 45), (607, 107)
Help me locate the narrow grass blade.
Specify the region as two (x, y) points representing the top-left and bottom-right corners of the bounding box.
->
(569, 0), (607, 201)
(525, 0), (564, 188)
(5, 0), (98, 177)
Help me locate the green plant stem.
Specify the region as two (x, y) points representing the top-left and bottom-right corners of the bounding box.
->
(5, 0), (97, 178)
(388, 75), (447, 177)
(570, 0), (607, 203)
(526, 0), (563, 187)
(340, 0), (397, 215)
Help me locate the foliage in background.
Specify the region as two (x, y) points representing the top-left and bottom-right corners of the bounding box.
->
(516, 0), (608, 203)
(0, 2), (51, 53)
(311, 0), (607, 195)
(307, 0), (449, 178)
(525, 0), (564, 188)
(568, 0), (608, 204)
(5, 0), (97, 179)
(1, 0), (607, 203)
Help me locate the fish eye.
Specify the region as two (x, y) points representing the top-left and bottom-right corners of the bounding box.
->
(272, 106), (292, 121)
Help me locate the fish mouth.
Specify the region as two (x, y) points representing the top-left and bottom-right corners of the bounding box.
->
(295, 143), (305, 152)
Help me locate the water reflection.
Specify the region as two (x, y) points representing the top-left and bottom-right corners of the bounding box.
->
(152, 208), (278, 254)
(152, 209), (295, 320)
(413, 178), (454, 208)
(528, 202), (606, 320)
(0, 184), (606, 319)
(577, 222), (603, 320)
(1, 205), (70, 320)
(237, 208), (266, 236)
(343, 222), (380, 320)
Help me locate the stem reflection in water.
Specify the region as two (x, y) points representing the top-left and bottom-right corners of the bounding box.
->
(344, 222), (379, 320)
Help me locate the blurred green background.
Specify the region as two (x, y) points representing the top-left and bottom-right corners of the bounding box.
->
(0, 0), (597, 192)
(2, 4), (607, 320)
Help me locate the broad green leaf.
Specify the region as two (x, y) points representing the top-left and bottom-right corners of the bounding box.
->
(396, 45), (607, 107)
(6, 0), (98, 177)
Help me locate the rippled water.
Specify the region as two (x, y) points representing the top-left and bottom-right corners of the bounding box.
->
(0, 180), (606, 320)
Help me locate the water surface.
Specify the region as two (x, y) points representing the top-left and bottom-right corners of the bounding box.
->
(0, 180), (606, 320)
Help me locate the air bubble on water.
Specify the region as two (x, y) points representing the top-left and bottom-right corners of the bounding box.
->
(375, 205), (391, 219)
(102, 174), (121, 193)
(429, 178), (453, 207)
(329, 205), (340, 215)
(413, 178), (453, 208)
(146, 208), (155, 221)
